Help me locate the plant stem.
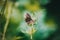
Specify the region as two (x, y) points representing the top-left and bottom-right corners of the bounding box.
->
(2, 1), (13, 40)
(30, 23), (34, 40)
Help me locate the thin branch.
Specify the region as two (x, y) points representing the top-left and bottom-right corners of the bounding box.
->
(2, 1), (13, 40)
(0, 0), (7, 15)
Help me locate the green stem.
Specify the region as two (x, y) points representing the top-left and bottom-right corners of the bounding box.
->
(30, 23), (34, 40)
(2, 1), (13, 40)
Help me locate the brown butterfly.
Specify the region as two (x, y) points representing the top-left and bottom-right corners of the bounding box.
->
(25, 13), (34, 24)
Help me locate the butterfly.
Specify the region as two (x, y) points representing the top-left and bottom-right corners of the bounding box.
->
(25, 13), (34, 25)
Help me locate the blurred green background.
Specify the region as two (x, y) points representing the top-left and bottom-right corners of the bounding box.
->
(0, 0), (60, 40)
